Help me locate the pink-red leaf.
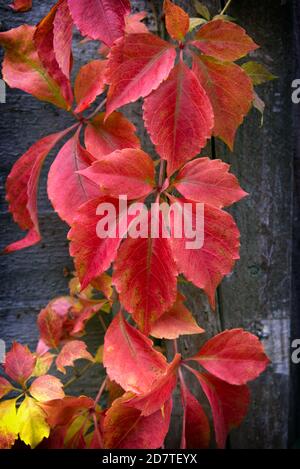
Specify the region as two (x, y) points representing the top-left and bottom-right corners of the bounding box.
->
(74, 60), (107, 114)
(0, 25), (70, 109)
(192, 54), (253, 149)
(47, 129), (99, 225)
(143, 60), (213, 176)
(103, 312), (168, 394)
(189, 328), (270, 385)
(56, 340), (94, 374)
(150, 293), (204, 339)
(9, 0), (32, 12)
(174, 157), (247, 208)
(0, 377), (13, 399)
(85, 112), (140, 159)
(4, 343), (35, 385)
(29, 375), (65, 402)
(79, 148), (155, 200)
(191, 19), (258, 61)
(113, 211), (178, 335)
(103, 394), (172, 449)
(189, 368), (250, 448)
(4, 125), (77, 253)
(163, 0), (189, 41)
(106, 33), (176, 117)
(34, 1), (73, 107)
(180, 375), (210, 449)
(67, 0), (130, 47)
(169, 198), (240, 308)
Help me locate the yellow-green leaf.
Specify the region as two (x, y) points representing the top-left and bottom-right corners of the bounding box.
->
(17, 396), (50, 448)
(242, 61), (277, 86)
(189, 17), (207, 32)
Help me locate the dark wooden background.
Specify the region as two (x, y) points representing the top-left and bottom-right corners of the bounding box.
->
(0, 0), (299, 449)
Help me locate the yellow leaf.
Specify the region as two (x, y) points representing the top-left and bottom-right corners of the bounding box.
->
(0, 399), (19, 448)
(17, 396), (50, 448)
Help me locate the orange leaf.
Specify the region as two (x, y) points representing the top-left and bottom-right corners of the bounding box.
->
(150, 293), (204, 339)
(56, 340), (94, 374)
(29, 375), (65, 402)
(192, 54), (253, 149)
(4, 342), (35, 386)
(191, 19), (258, 62)
(163, 0), (190, 41)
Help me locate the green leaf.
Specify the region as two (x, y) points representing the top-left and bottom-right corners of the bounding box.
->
(193, 0), (210, 20)
(242, 61), (277, 86)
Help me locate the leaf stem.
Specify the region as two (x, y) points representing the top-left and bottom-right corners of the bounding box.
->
(63, 361), (94, 389)
(85, 98), (107, 121)
(220, 0), (233, 15)
(158, 160), (167, 189)
(94, 376), (108, 407)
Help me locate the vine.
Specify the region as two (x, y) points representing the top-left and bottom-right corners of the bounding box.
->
(0, 0), (276, 449)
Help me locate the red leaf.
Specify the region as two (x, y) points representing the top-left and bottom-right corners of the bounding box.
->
(47, 129), (99, 225)
(74, 60), (107, 114)
(79, 148), (155, 200)
(37, 299), (71, 349)
(163, 0), (189, 41)
(0, 25), (70, 109)
(103, 394), (172, 449)
(173, 157), (247, 208)
(4, 342), (35, 385)
(188, 368), (250, 448)
(9, 0), (32, 12)
(0, 377), (13, 399)
(34, 0), (73, 107)
(192, 54), (253, 149)
(190, 19), (258, 62)
(41, 396), (94, 427)
(85, 112), (140, 159)
(106, 33), (176, 117)
(56, 340), (94, 374)
(150, 293), (204, 339)
(123, 354), (181, 416)
(189, 328), (270, 385)
(68, 197), (133, 289)
(169, 198), (240, 308)
(4, 125), (77, 253)
(179, 374), (210, 449)
(103, 313), (168, 394)
(67, 0), (130, 47)
(113, 211), (178, 334)
(143, 60), (213, 176)
(29, 375), (65, 402)
(125, 12), (149, 35)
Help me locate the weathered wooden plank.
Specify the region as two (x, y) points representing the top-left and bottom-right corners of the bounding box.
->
(215, 0), (293, 449)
